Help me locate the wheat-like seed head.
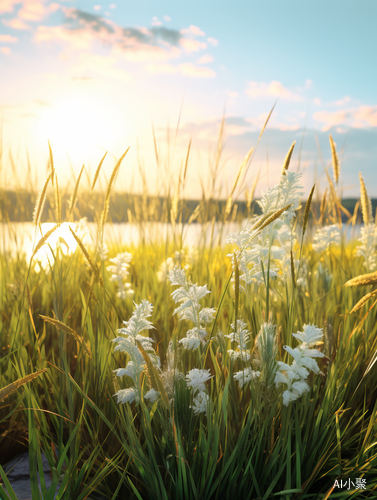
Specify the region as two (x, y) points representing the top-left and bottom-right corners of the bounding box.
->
(290, 250), (296, 287)
(349, 289), (377, 314)
(54, 172), (61, 224)
(31, 224), (59, 260)
(100, 147), (130, 234)
(69, 164), (85, 220)
(68, 226), (103, 287)
(344, 271), (377, 287)
(48, 140), (55, 186)
(91, 151), (108, 191)
(33, 173), (52, 226)
(329, 135), (339, 183)
(136, 339), (170, 410)
(257, 204), (293, 233)
(40, 315), (92, 358)
(281, 141), (296, 176)
(359, 172), (372, 225)
(302, 183), (316, 236)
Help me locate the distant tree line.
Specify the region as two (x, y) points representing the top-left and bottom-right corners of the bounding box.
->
(0, 189), (372, 224)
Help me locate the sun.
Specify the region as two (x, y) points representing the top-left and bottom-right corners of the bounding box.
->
(36, 91), (124, 166)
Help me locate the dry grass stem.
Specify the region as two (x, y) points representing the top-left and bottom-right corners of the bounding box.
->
(69, 164), (85, 219)
(68, 226), (103, 287)
(281, 141), (296, 176)
(31, 225), (59, 260)
(91, 151), (108, 191)
(100, 147), (130, 233)
(329, 135), (340, 183)
(302, 183), (316, 236)
(54, 173), (61, 224)
(349, 289), (377, 314)
(33, 173), (52, 226)
(40, 315), (92, 358)
(257, 204), (293, 233)
(359, 172), (372, 225)
(136, 340), (170, 410)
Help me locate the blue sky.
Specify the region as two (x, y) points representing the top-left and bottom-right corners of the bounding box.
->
(1, 0), (376, 199)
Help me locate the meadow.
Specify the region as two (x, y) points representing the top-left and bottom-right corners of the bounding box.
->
(0, 122), (377, 500)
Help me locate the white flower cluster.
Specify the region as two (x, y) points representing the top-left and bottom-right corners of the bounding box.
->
(227, 171), (304, 288)
(185, 368), (213, 415)
(225, 319), (251, 362)
(274, 324), (325, 406)
(356, 223), (377, 271)
(157, 248), (198, 282)
(107, 252), (134, 299)
(312, 225), (340, 253)
(168, 266), (216, 350)
(112, 300), (160, 405)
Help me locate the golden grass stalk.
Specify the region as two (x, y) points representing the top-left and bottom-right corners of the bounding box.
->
(281, 141), (296, 176)
(40, 315), (92, 358)
(136, 340), (170, 411)
(182, 139), (191, 185)
(225, 145), (254, 219)
(349, 289), (377, 314)
(0, 369), (47, 403)
(33, 173), (52, 226)
(48, 140), (55, 186)
(91, 151), (108, 191)
(257, 204), (293, 233)
(100, 147), (130, 234)
(54, 172), (61, 224)
(329, 135), (339, 183)
(290, 250), (296, 287)
(344, 271), (377, 287)
(258, 101), (276, 141)
(359, 172), (372, 225)
(31, 224), (59, 260)
(188, 204), (201, 224)
(69, 164), (85, 220)
(68, 226), (103, 287)
(25, 285), (32, 309)
(319, 187), (327, 221)
(234, 252), (239, 323)
(302, 183), (316, 237)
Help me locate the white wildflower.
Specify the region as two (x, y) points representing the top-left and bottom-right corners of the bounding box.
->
(227, 171), (304, 289)
(312, 225), (340, 253)
(107, 252), (134, 298)
(144, 388), (160, 403)
(275, 323), (325, 406)
(185, 368), (213, 393)
(356, 223), (377, 271)
(112, 300), (160, 406)
(190, 391), (209, 415)
(233, 367), (260, 388)
(169, 266), (216, 350)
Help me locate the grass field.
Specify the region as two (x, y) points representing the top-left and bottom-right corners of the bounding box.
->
(1, 126), (377, 499)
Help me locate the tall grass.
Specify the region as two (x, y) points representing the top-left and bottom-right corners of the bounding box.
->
(0, 120), (377, 500)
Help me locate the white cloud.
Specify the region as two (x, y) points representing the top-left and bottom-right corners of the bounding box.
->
(245, 80), (302, 101)
(313, 105), (377, 130)
(178, 62), (215, 78)
(180, 38), (207, 52)
(0, 34), (18, 42)
(207, 37), (218, 46)
(1, 46), (11, 54)
(197, 54), (213, 64)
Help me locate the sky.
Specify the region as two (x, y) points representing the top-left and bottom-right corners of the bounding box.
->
(0, 0), (376, 200)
